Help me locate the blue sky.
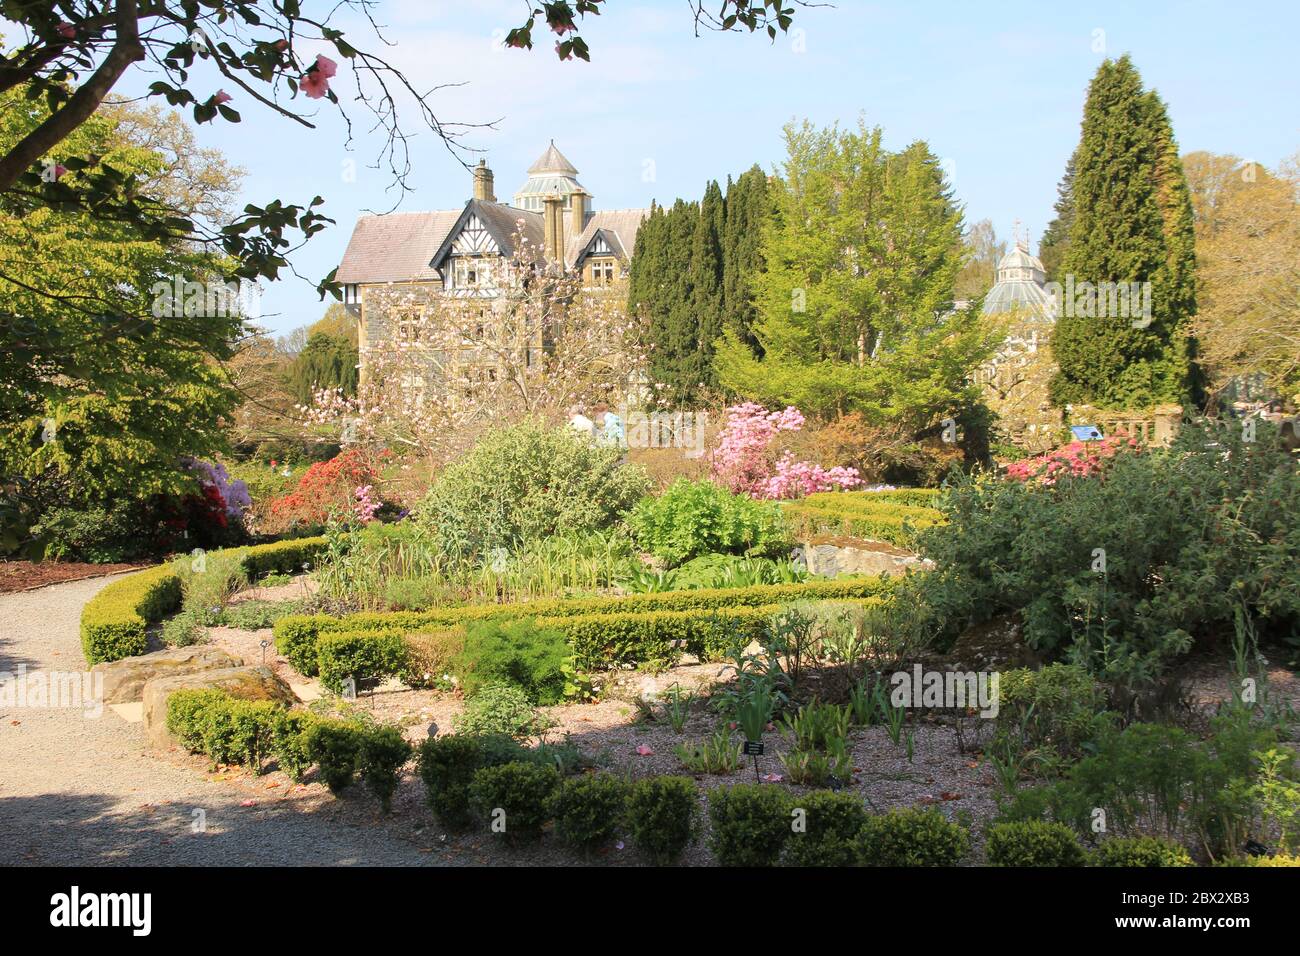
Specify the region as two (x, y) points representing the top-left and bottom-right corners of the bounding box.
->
(120, 0), (1300, 336)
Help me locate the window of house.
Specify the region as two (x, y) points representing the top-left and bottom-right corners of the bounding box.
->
(589, 258), (616, 285)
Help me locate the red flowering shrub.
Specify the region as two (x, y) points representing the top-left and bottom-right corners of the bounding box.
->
(1004, 435), (1139, 485)
(265, 449), (387, 529)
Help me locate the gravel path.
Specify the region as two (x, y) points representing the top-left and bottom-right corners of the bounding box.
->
(0, 577), (444, 866)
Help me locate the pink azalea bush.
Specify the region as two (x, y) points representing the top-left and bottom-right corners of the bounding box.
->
(711, 402), (861, 499)
(354, 484), (381, 522)
(1004, 435), (1139, 485)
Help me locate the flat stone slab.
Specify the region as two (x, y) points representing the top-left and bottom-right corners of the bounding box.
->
(108, 702), (143, 723)
(802, 540), (935, 577)
(93, 644), (240, 704)
(142, 665), (298, 749)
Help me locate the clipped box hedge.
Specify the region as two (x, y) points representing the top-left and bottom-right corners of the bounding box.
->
(779, 491), (944, 548)
(80, 565), (184, 665)
(274, 576), (898, 669)
(80, 536), (326, 666)
(781, 505), (942, 548)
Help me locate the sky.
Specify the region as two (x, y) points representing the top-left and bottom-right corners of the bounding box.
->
(118, 0), (1300, 336)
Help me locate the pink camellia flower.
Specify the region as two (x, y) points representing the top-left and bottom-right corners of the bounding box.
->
(635, 744), (654, 756)
(300, 70), (330, 99)
(56, 22), (76, 39)
(213, 90), (232, 105)
(314, 54), (338, 78)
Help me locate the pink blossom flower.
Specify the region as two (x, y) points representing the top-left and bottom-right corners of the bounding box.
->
(314, 54), (338, 78)
(760, 773), (784, 783)
(213, 90), (232, 105)
(635, 744), (654, 756)
(50, 163), (67, 180)
(301, 70), (330, 99)
(56, 22), (76, 39)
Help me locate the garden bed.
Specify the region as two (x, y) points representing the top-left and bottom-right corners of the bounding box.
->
(0, 559), (148, 593)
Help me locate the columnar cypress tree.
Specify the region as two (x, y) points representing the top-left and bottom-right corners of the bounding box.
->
(1038, 152), (1075, 284)
(1050, 55), (1198, 409)
(683, 180), (725, 395)
(722, 165), (770, 350)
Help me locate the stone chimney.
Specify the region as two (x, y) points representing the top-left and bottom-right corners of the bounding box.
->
(542, 191), (565, 265)
(570, 188), (588, 238)
(472, 159), (496, 202)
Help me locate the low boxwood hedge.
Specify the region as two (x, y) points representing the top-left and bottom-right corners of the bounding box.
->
(80, 537), (325, 665)
(279, 596), (885, 675)
(80, 565), (183, 665)
(781, 502), (942, 548)
(273, 576), (897, 664)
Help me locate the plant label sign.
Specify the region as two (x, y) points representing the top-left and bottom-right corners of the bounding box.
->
(743, 741), (765, 756)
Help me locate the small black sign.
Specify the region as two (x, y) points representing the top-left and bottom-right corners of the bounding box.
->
(743, 741), (765, 756)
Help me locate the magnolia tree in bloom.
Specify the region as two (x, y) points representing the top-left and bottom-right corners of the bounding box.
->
(300, 229), (647, 466)
(710, 402), (862, 499)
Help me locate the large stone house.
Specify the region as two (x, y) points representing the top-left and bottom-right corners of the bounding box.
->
(335, 142), (648, 392)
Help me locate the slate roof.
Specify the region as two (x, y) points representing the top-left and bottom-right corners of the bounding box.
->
(335, 210), (460, 283)
(566, 209), (648, 268)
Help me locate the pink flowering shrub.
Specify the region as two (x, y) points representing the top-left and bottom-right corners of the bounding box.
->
(711, 402), (861, 499)
(354, 484), (381, 522)
(1004, 435), (1139, 485)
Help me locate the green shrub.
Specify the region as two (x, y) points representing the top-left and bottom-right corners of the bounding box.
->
(165, 690), (278, 770)
(453, 684), (544, 740)
(467, 761), (560, 842)
(784, 791), (870, 867)
(549, 774), (629, 852)
(359, 725), (413, 813)
(418, 420), (649, 561)
(456, 618), (571, 705)
(630, 479), (790, 567)
(707, 783), (793, 867)
(1022, 713), (1277, 858)
(1094, 837), (1194, 867)
(272, 710), (317, 781)
(917, 418), (1300, 690)
(160, 606), (207, 647)
(997, 663), (1113, 760)
(986, 821), (1086, 867)
(416, 734), (485, 829)
(626, 776), (697, 864)
(315, 631), (408, 695)
(166, 688), (228, 753)
(80, 565), (181, 664)
(856, 807), (971, 866)
(305, 719), (364, 794)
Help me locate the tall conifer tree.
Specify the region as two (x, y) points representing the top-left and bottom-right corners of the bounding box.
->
(1050, 55), (1198, 409)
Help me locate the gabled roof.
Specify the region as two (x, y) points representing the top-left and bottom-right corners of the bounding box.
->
(566, 209), (649, 269)
(335, 210), (460, 283)
(426, 199), (544, 274)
